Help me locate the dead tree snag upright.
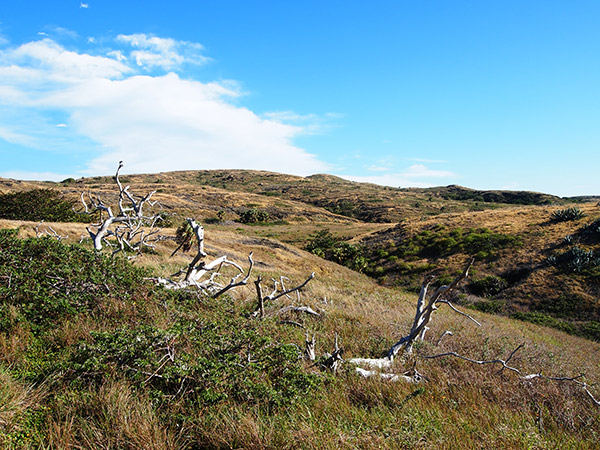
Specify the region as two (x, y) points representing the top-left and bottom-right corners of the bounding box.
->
(79, 162), (163, 255)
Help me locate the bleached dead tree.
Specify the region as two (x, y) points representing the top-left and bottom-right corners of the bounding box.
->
(35, 220), (68, 242)
(343, 259), (600, 408)
(157, 217), (319, 321)
(348, 258), (478, 378)
(78, 162), (163, 255)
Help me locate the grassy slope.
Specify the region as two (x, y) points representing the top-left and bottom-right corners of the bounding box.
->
(1, 219), (599, 449)
(1, 171), (598, 333)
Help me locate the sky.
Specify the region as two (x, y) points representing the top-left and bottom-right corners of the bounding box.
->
(0, 1), (599, 197)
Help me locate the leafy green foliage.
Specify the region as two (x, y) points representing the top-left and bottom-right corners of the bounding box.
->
(389, 226), (521, 260)
(238, 208), (271, 224)
(469, 275), (508, 297)
(582, 218), (600, 241)
(547, 246), (600, 274)
(305, 230), (368, 272)
(512, 312), (600, 341)
(550, 207), (585, 223)
(0, 230), (320, 412)
(0, 229), (143, 332)
(71, 314), (319, 408)
(472, 299), (505, 314)
(0, 189), (90, 222)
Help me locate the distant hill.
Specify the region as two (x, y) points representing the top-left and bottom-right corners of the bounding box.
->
(408, 184), (564, 206)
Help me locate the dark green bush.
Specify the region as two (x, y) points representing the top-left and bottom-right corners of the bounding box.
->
(547, 246), (599, 274)
(550, 207), (585, 222)
(393, 226), (520, 259)
(469, 275), (508, 297)
(305, 230), (368, 273)
(0, 189), (90, 222)
(238, 208), (271, 224)
(472, 299), (505, 314)
(583, 218), (600, 241)
(0, 229), (321, 408)
(0, 229), (145, 331)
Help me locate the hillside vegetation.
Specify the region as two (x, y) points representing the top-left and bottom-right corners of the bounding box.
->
(1, 170), (600, 448)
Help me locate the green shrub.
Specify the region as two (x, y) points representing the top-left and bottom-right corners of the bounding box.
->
(469, 275), (508, 297)
(393, 227), (520, 259)
(0, 189), (90, 222)
(0, 230), (321, 408)
(0, 229), (145, 332)
(238, 208), (271, 224)
(547, 246), (599, 274)
(550, 207), (585, 222)
(305, 230), (368, 273)
(583, 218), (600, 241)
(472, 299), (504, 314)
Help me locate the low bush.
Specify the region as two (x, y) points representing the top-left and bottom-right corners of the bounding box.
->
(469, 275), (508, 297)
(0, 189), (91, 222)
(390, 226), (520, 259)
(550, 207), (585, 222)
(547, 246), (600, 274)
(0, 229), (321, 412)
(238, 208), (271, 224)
(305, 230), (368, 272)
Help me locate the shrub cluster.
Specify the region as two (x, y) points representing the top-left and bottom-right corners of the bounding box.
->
(305, 229), (368, 272)
(390, 226), (521, 260)
(550, 207), (585, 222)
(0, 229), (319, 410)
(547, 246), (600, 274)
(469, 275), (508, 297)
(0, 189), (90, 223)
(238, 208), (271, 224)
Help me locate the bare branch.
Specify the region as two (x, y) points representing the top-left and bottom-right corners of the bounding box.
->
(437, 300), (481, 326)
(212, 253), (254, 298)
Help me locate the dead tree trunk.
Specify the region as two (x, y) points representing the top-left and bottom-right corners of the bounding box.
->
(79, 162), (161, 254)
(348, 259), (478, 374)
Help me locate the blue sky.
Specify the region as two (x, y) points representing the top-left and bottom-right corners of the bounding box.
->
(0, 1), (599, 196)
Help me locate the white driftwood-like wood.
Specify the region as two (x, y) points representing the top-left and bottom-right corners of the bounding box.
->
(79, 162), (160, 254)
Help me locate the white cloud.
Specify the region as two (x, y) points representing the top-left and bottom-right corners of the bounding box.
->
(2, 39), (131, 86)
(116, 33), (210, 70)
(367, 165), (391, 172)
(80, 3), (89, 8)
(0, 126), (37, 147)
(107, 50), (126, 62)
(0, 37), (329, 177)
(408, 157), (448, 164)
(338, 164), (456, 188)
(56, 123), (68, 127)
(402, 164), (455, 178)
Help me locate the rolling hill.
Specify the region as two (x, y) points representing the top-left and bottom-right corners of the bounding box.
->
(1, 169), (599, 448)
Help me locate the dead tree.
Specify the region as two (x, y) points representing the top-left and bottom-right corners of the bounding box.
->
(348, 258), (477, 375)
(344, 259), (600, 409)
(157, 218), (318, 319)
(78, 162), (163, 255)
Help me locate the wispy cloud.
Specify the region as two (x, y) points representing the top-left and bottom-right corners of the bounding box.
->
(80, 3), (89, 8)
(0, 36), (329, 177)
(116, 33), (210, 70)
(402, 164), (455, 178)
(408, 157), (448, 164)
(262, 110), (339, 135)
(338, 164), (457, 188)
